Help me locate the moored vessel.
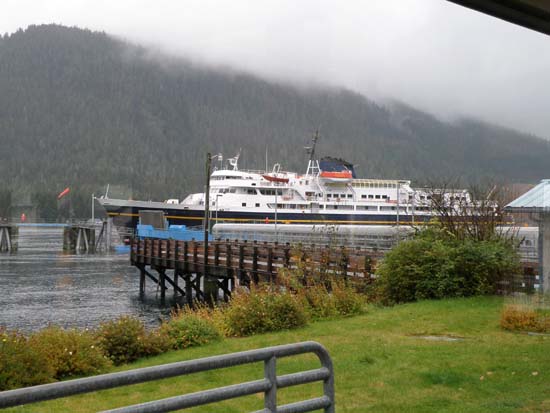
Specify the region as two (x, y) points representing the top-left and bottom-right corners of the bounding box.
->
(98, 134), (470, 230)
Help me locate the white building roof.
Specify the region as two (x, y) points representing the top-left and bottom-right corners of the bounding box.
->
(505, 179), (550, 212)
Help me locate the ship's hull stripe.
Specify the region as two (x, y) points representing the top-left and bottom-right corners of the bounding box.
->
(104, 205), (429, 227)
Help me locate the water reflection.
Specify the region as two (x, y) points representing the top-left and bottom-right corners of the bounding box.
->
(0, 227), (184, 332)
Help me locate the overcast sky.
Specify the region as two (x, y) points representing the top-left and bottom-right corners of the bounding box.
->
(3, 0), (550, 138)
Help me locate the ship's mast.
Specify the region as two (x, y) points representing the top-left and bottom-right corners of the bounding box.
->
(305, 130), (320, 176)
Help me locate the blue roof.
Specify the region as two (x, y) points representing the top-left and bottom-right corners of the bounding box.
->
(506, 179), (550, 212)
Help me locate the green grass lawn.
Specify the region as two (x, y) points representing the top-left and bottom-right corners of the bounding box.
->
(4, 296), (549, 412)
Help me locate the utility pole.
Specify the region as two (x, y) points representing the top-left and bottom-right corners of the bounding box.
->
(275, 186), (278, 242)
(203, 152), (212, 279)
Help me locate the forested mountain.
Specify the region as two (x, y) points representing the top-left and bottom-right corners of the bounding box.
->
(1, 24), (549, 218)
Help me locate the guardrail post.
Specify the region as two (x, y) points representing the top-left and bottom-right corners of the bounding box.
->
(264, 356), (277, 412)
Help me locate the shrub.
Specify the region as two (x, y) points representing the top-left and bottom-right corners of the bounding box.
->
(500, 305), (550, 333)
(96, 316), (149, 365)
(28, 326), (111, 379)
(140, 329), (172, 357)
(224, 287), (307, 336)
(160, 314), (221, 349)
(332, 282), (365, 316)
(300, 285), (339, 321)
(375, 226), (520, 305)
(269, 291), (309, 331)
(0, 329), (54, 390)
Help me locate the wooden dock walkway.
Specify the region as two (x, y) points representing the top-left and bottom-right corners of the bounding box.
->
(130, 238), (381, 302)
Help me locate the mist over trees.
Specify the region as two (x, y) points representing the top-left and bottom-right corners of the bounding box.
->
(1, 24), (549, 219)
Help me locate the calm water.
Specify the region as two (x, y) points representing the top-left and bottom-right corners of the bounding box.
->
(0, 227), (185, 332)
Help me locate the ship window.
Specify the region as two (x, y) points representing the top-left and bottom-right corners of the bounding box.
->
(327, 194), (332, 198)
(340, 194), (346, 198)
(368, 195), (374, 199)
(358, 205), (378, 211)
(260, 189), (278, 195)
(375, 195), (381, 199)
(247, 189), (256, 195)
(361, 195), (367, 199)
(229, 188), (236, 193)
(305, 191), (315, 196)
(382, 195), (388, 199)
(306, 180), (309, 185)
(347, 194), (353, 198)
(289, 204), (296, 209)
(242, 203), (246, 207)
(255, 203), (260, 207)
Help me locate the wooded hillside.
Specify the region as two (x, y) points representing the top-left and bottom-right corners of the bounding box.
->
(1, 25), (548, 218)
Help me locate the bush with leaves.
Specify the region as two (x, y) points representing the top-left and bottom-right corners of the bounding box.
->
(331, 281), (365, 316)
(300, 284), (339, 321)
(224, 287), (307, 337)
(28, 326), (111, 379)
(375, 225), (520, 305)
(96, 316), (170, 365)
(0, 329), (54, 390)
(160, 313), (221, 349)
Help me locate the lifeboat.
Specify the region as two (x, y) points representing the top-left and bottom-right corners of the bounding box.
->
(319, 170), (353, 182)
(262, 174), (289, 184)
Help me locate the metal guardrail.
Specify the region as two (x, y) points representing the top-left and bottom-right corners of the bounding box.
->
(0, 341), (334, 413)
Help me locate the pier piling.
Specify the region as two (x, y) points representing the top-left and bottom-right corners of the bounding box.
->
(63, 226), (96, 253)
(0, 225), (17, 252)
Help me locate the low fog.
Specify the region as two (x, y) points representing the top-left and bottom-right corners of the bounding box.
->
(3, 0), (550, 138)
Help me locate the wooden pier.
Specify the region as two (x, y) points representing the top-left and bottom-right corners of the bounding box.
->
(63, 226), (96, 253)
(130, 238), (380, 303)
(0, 225), (17, 252)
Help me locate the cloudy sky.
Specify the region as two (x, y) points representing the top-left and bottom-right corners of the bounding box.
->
(3, 0), (550, 138)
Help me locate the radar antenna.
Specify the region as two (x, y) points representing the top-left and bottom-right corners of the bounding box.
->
(228, 149), (241, 171)
(304, 129), (319, 162)
(305, 130), (321, 176)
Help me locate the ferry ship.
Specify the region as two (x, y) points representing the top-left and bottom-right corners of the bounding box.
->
(98, 136), (470, 229)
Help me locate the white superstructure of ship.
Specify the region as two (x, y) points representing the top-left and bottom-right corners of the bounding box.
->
(98, 133), (472, 229)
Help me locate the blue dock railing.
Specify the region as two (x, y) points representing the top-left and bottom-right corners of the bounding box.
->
(137, 224), (211, 241)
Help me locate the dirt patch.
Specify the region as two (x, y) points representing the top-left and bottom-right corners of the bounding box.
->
(409, 334), (465, 342)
